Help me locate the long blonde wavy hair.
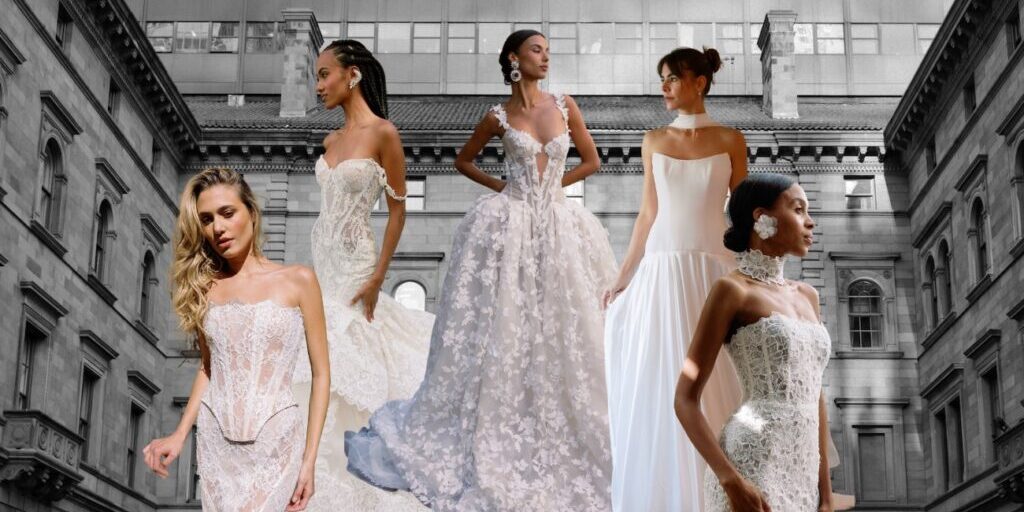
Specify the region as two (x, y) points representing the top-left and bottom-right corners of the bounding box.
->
(171, 167), (264, 346)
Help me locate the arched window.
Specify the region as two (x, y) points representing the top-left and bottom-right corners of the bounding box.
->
(849, 279), (883, 348)
(925, 257), (938, 329)
(92, 201), (112, 280)
(938, 240), (953, 316)
(393, 281), (427, 311)
(140, 252), (156, 324)
(971, 198), (989, 278)
(40, 139), (64, 232)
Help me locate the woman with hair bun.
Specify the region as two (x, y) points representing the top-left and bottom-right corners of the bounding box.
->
(297, 39), (432, 510)
(675, 173), (836, 512)
(602, 46), (748, 511)
(345, 29), (615, 511)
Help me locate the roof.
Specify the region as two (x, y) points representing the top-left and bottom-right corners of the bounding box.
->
(186, 95), (898, 133)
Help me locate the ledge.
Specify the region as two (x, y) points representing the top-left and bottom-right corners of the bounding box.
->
(828, 252), (902, 261)
(0, 251), (7, 266)
(86, 273), (117, 306)
(912, 202), (953, 248)
(79, 330), (119, 361)
(921, 312), (958, 350)
(1008, 295), (1024, 321)
(127, 370), (161, 397)
(29, 219), (68, 257)
(921, 363), (964, 400)
(1010, 237), (1024, 259)
(834, 397), (911, 408)
(963, 329), (1001, 359)
(926, 464), (1001, 509)
(833, 350), (906, 359)
(955, 154), (988, 191)
(0, 409), (84, 501)
(19, 280), (69, 318)
(134, 319), (159, 347)
(965, 274), (994, 305)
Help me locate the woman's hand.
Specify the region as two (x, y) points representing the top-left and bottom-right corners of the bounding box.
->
(142, 431), (187, 478)
(350, 279), (382, 322)
(601, 279), (629, 310)
(286, 460), (315, 511)
(722, 476), (772, 512)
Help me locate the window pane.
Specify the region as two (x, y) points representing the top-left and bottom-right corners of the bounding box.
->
(147, 22), (174, 37)
(616, 23), (641, 39)
(549, 23), (577, 39)
(448, 23), (475, 38)
(918, 24), (940, 39)
(407, 179), (425, 196)
(579, 23), (614, 54)
(348, 23), (375, 38)
(845, 177), (873, 195)
(817, 23), (844, 39)
(211, 22), (239, 53)
(794, 23), (814, 53)
(515, 23), (543, 32)
(245, 22), (280, 53)
(851, 24), (878, 38)
(406, 197), (425, 211)
(718, 23), (743, 39)
(680, 23), (713, 48)
(378, 23), (410, 53)
(415, 23), (441, 38)
(319, 22), (341, 39)
(852, 39), (879, 54)
(175, 22), (209, 53)
(751, 23), (763, 53)
(720, 39), (744, 54)
(479, 23), (511, 53)
(414, 38), (440, 53)
(650, 38), (679, 55)
(818, 39), (845, 54)
(650, 23), (678, 40)
(616, 39), (642, 54)
(550, 38), (576, 54)
(448, 38), (474, 53)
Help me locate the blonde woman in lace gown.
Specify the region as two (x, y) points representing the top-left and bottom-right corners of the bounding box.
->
(676, 173), (836, 512)
(345, 30), (616, 511)
(293, 40), (431, 510)
(143, 168), (330, 511)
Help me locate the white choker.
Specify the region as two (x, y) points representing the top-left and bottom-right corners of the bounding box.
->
(669, 112), (716, 129)
(737, 249), (786, 285)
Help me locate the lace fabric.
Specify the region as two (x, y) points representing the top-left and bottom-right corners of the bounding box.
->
(197, 301), (306, 511)
(736, 249), (787, 286)
(345, 92), (618, 511)
(704, 312), (832, 511)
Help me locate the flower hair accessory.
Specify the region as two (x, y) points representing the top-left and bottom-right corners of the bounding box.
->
(753, 214), (777, 240)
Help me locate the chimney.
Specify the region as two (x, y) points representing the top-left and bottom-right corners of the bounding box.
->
(279, 9), (323, 118)
(757, 10), (799, 119)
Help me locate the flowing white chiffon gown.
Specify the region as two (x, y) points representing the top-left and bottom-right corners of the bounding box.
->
(604, 113), (744, 512)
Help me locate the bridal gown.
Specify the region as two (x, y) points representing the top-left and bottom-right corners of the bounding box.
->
(345, 93), (617, 511)
(292, 156), (432, 510)
(197, 300), (305, 511)
(604, 118), (744, 511)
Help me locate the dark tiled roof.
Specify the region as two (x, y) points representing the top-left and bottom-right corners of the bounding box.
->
(187, 95), (898, 132)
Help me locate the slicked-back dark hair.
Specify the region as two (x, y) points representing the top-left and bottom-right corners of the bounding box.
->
(724, 173), (798, 252)
(322, 39), (389, 119)
(499, 30), (545, 85)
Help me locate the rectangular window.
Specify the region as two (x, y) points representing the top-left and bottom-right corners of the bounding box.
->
(151, 140), (162, 176)
(447, 23), (475, 53)
(816, 23), (845, 54)
(794, 23), (815, 54)
(146, 22), (173, 53)
(413, 23), (441, 53)
(926, 138), (937, 173)
(56, 4), (73, 50)
(78, 368), (99, 461)
(857, 432), (889, 501)
(107, 80), (120, 117)
(579, 23), (614, 54)
(210, 22), (239, 53)
(319, 22), (341, 41)
(964, 74), (976, 115)
(1008, 7), (1022, 52)
(614, 23), (642, 54)
(246, 22), (282, 54)
(564, 181), (584, 206)
(845, 176), (875, 210)
(548, 23), (576, 54)
(750, 23), (763, 54)
(716, 23), (744, 55)
(127, 404), (143, 486)
(650, 23), (679, 55)
(406, 177), (425, 211)
(347, 23), (375, 51)
(378, 22), (411, 53)
(982, 368), (1002, 449)
(16, 323), (44, 410)
(680, 23), (714, 49)
(175, 22), (210, 53)
(851, 24), (880, 54)
(479, 23), (512, 54)
(918, 24), (940, 54)
(935, 399), (965, 490)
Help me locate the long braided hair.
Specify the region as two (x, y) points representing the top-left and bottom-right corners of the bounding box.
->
(323, 39), (389, 119)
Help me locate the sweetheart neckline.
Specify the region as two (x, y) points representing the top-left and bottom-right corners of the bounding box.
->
(316, 155), (384, 172)
(502, 126), (570, 152)
(733, 311), (825, 338)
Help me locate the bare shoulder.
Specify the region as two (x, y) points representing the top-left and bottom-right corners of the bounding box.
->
(281, 264), (318, 287)
(793, 281), (821, 314)
(322, 130), (340, 149)
(560, 93), (579, 109)
(643, 127), (671, 150)
(373, 118), (400, 138)
(709, 273), (749, 304)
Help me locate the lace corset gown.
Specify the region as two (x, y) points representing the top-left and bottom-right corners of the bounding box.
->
(345, 93), (618, 511)
(292, 157), (433, 510)
(704, 312), (832, 511)
(197, 301), (305, 511)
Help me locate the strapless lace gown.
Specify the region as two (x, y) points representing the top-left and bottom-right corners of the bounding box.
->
(604, 150), (744, 512)
(197, 301), (305, 511)
(705, 312), (832, 511)
(292, 157), (432, 510)
(345, 93), (617, 511)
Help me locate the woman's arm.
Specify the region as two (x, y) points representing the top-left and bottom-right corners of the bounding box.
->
(561, 95), (600, 187)
(289, 266), (331, 511)
(602, 131), (659, 308)
(727, 128), (749, 191)
(454, 113), (505, 192)
(142, 338), (210, 478)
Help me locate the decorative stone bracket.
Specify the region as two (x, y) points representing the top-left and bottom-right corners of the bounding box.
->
(0, 410), (84, 501)
(995, 418), (1024, 502)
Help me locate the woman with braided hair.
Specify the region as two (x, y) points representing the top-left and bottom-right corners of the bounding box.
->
(291, 39), (430, 510)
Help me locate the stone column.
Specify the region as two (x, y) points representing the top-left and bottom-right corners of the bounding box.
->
(757, 10), (799, 119)
(278, 9), (323, 118)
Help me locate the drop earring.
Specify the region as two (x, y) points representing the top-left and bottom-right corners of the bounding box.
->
(510, 60), (522, 83)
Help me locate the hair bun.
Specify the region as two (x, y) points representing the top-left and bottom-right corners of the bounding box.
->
(723, 226), (750, 253)
(703, 47), (723, 74)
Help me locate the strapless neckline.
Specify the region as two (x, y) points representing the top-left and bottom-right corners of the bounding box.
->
(316, 155), (384, 172)
(653, 152), (729, 164)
